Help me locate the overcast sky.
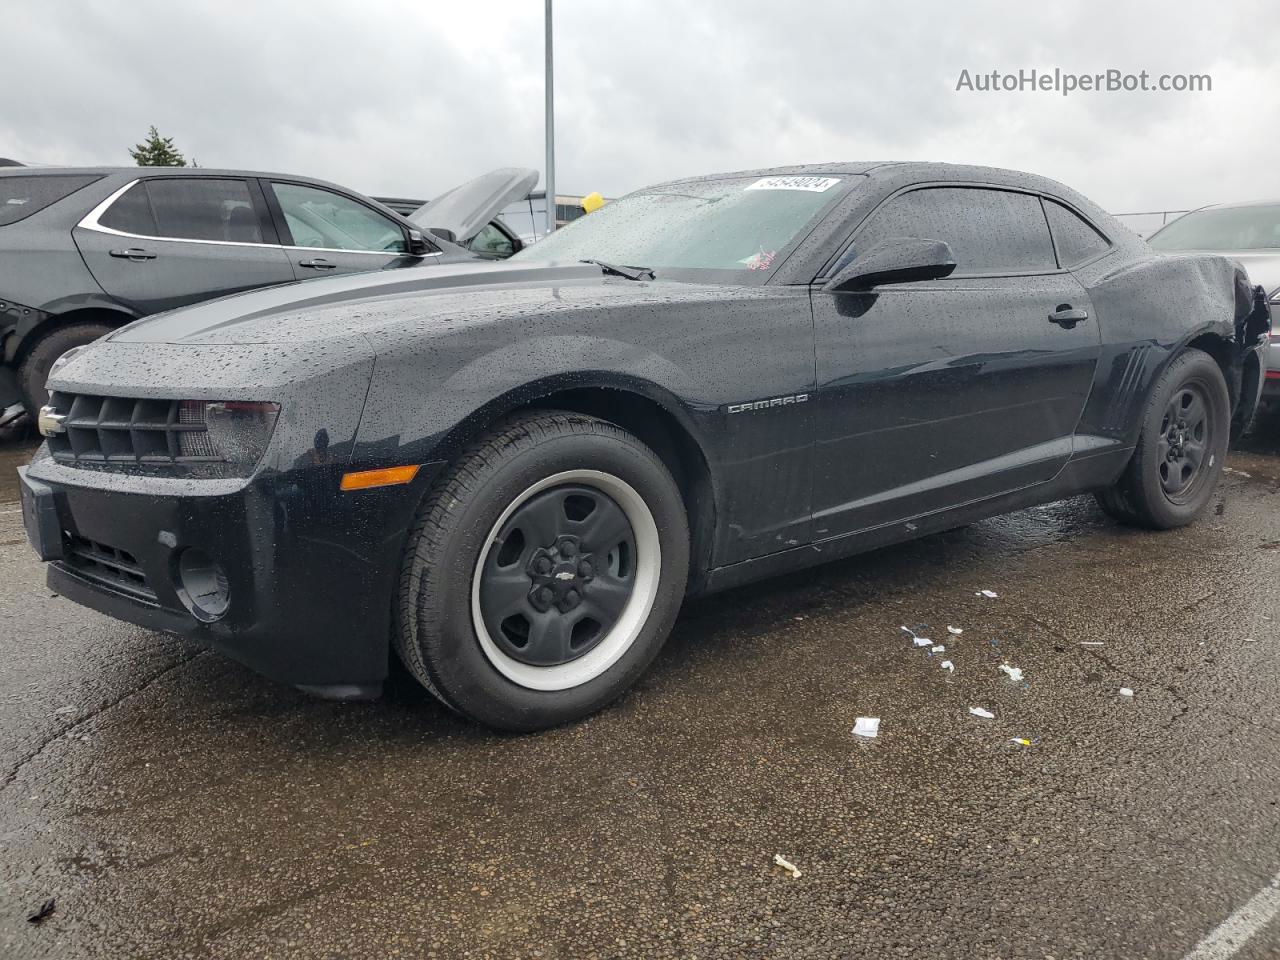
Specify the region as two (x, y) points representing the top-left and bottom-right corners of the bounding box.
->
(5, 0), (1278, 214)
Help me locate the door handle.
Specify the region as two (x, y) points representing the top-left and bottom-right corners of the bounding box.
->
(109, 247), (157, 261)
(298, 258), (337, 270)
(1048, 304), (1089, 327)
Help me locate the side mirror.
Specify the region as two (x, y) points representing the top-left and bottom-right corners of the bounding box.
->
(406, 229), (433, 257)
(823, 238), (956, 292)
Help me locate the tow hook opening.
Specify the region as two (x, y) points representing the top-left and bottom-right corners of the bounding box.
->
(174, 548), (231, 622)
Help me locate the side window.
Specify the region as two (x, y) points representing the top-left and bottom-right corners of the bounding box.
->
(854, 187), (1057, 275)
(1044, 199), (1111, 267)
(467, 222), (516, 258)
(0, 174), (100, 226)
(145, 178), (263, 243)
(270, 182), (406, 253)
(99, 182), (158, 236)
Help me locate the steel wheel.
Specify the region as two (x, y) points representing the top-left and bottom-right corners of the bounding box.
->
(1156, 382), (1213, 504)
(470, 469), (662, 691)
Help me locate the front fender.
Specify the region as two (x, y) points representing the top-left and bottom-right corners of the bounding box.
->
(352, 333), (702, 469)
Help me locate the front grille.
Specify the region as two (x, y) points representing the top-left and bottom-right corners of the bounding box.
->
(61, 535), (157, 602)
(46, 393), (220, 466)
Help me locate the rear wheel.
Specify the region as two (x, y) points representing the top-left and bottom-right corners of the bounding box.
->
(1095, 348), (1229, 529)
(394, 411), (689, 731)
(17, 322), (114, 414)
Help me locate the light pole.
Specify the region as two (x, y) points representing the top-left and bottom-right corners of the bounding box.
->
(544, 0), (556, 235)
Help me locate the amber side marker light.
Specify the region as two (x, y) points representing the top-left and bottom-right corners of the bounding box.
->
(340, 465), (421, 491)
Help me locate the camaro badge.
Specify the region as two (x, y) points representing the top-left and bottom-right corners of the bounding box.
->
(37, 406), (66, 437)
(725, 394), (809, 414)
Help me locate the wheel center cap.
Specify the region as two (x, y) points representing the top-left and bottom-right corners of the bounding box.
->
(527, 536), (596, 613)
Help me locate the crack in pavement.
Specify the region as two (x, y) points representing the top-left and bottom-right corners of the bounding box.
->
(0, 650), (205, 796)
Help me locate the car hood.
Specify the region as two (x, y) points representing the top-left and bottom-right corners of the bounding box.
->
(408, 167), (538, 244)
(102, 259), (748, 348)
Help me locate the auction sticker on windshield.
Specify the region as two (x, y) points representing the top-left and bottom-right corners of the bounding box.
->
(746, 176), (842, 192)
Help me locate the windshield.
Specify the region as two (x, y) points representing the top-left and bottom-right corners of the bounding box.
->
(1149, 204), (1280, 251)
(514, 175), (856, 273)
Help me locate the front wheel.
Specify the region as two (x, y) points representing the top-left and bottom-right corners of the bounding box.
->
(394, 411), (690, 731)
(1095, 348), (1229, 529)
(18, 322), (114, 414)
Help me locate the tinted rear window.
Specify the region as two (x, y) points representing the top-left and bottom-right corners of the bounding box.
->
(0, 174), (101, 226)
(855, 187), (1057, 274)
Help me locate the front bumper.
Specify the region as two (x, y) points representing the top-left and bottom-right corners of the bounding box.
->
(20, 452), (433, 692)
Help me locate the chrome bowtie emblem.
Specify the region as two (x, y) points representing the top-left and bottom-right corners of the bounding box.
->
(554, 571), (576, 581)
(37, 405), (67, 437)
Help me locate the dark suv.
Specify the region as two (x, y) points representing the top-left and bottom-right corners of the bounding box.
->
(0, 166), (535, 423)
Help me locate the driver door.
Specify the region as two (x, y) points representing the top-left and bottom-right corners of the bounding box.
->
(810, 186), (1101, 539)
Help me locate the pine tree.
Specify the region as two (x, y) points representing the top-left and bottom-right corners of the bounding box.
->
(128, 126), (187, 167)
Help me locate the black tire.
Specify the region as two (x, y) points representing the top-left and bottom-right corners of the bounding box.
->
(17, 322), (114, 414)
(394, 411), (690, 731)
(1095, 348), (1229, 529)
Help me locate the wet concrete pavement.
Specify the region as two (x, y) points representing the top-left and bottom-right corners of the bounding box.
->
(3, 422), (1280, 959)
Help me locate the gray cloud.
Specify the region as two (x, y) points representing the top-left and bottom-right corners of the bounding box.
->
(4, 0), (1278, 214)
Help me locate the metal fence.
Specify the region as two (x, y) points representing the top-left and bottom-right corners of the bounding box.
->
(1111, 209), (1193, 239)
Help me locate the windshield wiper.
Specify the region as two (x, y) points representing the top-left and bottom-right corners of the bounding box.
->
(581, 259), (655, 281)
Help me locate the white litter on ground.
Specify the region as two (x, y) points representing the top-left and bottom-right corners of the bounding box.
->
(1080, 641), (1104, 646)
(1243, 638), (1257, 643)
(931, 644), (945, 653)
(913, 636), (933, 648)
(773, 854), (801, 879)
(940, 660), (955, 674)
(947, 626), (963, 635)
(969, 706), (995, 719)
(976, 590), (999, 598)
(1009, 738), (1032, 746)
(852, 717), (880, 739)
(1119, 687), (1134, 697)
(998, 664), (1024, 683)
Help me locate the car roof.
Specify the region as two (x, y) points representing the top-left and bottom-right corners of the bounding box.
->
(0, 165), (358, 190)
(644, 161), (1108, 206)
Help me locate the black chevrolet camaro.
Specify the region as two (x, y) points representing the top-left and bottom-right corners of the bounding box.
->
(18, 162), (1272, 730)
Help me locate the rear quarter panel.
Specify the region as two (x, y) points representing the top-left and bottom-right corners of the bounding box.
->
(1072, 251), (1250, 450)
(0, 174), (134, 361)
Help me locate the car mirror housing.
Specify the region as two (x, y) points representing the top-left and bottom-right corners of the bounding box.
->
(406, 229), (433, 257)
(823, 238), (957, 292)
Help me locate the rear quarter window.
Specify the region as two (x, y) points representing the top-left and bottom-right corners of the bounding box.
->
(1044, 199), (1111, 267)
(0, 174), (102, 226)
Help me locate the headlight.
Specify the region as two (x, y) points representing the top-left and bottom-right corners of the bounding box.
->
(178, 400), (279, 466)
(47, 345), (87, 382)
